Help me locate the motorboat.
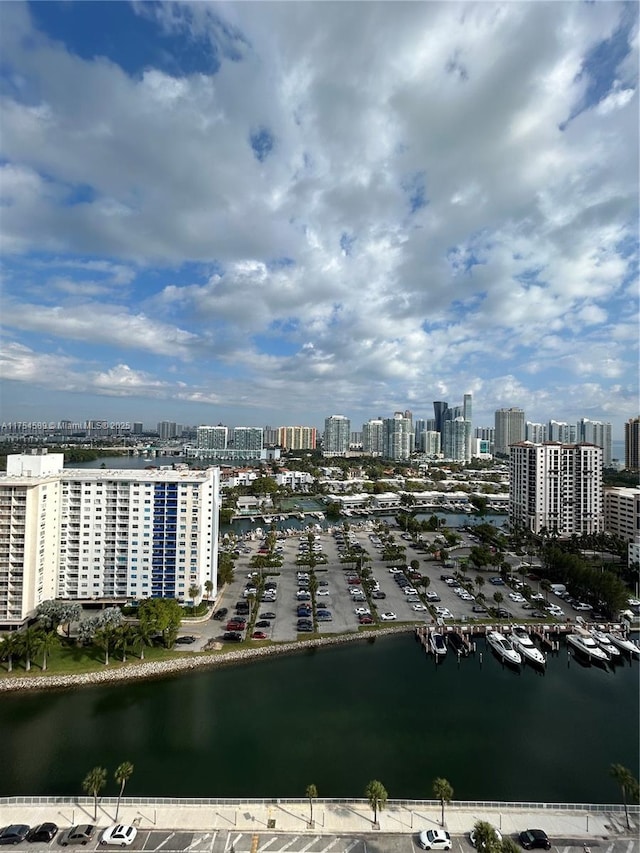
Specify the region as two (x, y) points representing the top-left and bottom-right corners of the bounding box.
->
(590, 629), (621, 658)
(448, 630), (470, 657)
(510, 628), (546, 667)
(429, 631), (448, 657)
(607, 632), (640, 657)
(487, 631), (522, 666)
(567, 630), (609, 663)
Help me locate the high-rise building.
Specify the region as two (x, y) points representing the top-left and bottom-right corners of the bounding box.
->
(576, 418), (612, 467)
(494, 408), (525, 456)
(547, 420), (576, 443)
(0, 453), (220, 627)
(157, 421), (179, 440)
(509, 442), (603, 537)
(263, 426), (279, 446)
(382, 413), (413, 460)
(277, 426), (317, 451)
(232, 427), (263, 451)
(423, 431), (441, 456)
(323, 415), (351, 455)
(362, 419), (384, 456)
(433, 401), (449, 437)
(196, 425), (228, 450)
(526, 422), (546, 443)
(603, 487), (640, 544)
(132, 422), (144, 435)
(443, 416), (468, 462)
(413, 419), (426, 452)
(625, 417), (640, 471)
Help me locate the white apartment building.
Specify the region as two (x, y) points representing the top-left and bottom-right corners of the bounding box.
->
(0, 453), (220, 627)
(232, 427), (263, 451)
(362, 419), (384, 456)
(509, 442), (603, 537)
(494, 408), (525, 456)
(323, 415), (351, 455)
(604, 487), (640, 544)
(196, 425), (228, 450)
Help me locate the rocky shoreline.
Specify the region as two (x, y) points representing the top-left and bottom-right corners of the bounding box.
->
(0, 625), (412, 694)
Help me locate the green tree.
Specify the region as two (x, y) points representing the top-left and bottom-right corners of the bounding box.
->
(432, 777), (453, 827)
(82, 766), (107, 820)
(204, 580), (214, 601)
(114, 761), (134, 821)
(305, 783), (318, 826)
(94, 623), (119, 666)
(501, 838), (521, 853)
(189, 584), (201, 609)
(19, 625), (42, 672)
(364, 779), (387, 825)
(138, 598), (182, 649)
(39, 629), (59, 672)
(493, 591), (504, 609)
(0, 632), (21, 672)
(472, 821), (502, 853)
(610, 764), (639, 830)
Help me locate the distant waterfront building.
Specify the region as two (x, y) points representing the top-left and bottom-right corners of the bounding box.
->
(196, 425), (228, 450)
(548, 420), (576, 443)
(509, 442), (603, 537)
(132, 422), (144, 435)
(625, 417), (640, 471)
(382, 413), (413, 460)
(423, 430), (441, 456)
(323, 415), (351, 455)
(443, 416), (468, 462)
(494, 408), (525, 456)
(277, 426), (317, 451)
(526, 422), (546, 443)
(263, 426), (279, 446)
(157, 421), (179, 440)
(232, 427), (263, 451)
(362, 419), (384, 456)
(0, 452), (220, 628)
(413, 419), (426, 451)
(576, 418), (612, 467)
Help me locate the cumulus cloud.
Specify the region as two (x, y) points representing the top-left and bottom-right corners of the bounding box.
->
(0, 1), (637, 431)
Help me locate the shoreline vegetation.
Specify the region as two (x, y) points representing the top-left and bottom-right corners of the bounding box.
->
(0, 625), (410, 694)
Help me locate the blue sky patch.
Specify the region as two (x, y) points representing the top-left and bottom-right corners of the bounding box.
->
(250, 127), (275, 163)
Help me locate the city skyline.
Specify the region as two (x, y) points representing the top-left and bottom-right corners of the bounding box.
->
(1, 2), (638, 435)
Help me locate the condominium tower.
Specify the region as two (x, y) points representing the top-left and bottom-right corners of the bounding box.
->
(277, 426), (317, 451)
(0, 452), (220, 628)
(509, 442), (603, 537)
(625, 417), (640, 471)
(323, 416), (351, 455)
(494, 408), (525, 456)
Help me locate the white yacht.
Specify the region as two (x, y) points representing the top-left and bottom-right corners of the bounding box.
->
(487, 631), (522, 666)
(511, 628), (546, 667)
(607, 632), (640, 657)
(429, 631), (447, 658)
(567, 631), (609, 663)
(590, 629), (620, 658)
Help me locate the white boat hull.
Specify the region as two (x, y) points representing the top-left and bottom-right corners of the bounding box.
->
(511, 633), (546, 667)
(567, 633), (609, 663)
(608, 633), (640, 656)
(429, 633), (447, 657)
(487, 632), (522, 666)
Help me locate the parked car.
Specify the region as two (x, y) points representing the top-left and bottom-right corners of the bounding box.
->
(372, 591), (387, 599)
(0, 826), (30, 845)
(418, 830), (451, 850)
(425, 592), (441, 602)
(175, 635), (196, 645)
(222, 632), (243, 642)
(255, 620), (271, 628)
(251, 631), (268, 640)
(470, 826), (502, 849)
(27, 824), (58, 844)
(380, 612), (397, 621)
(59, 826), (96, 847)
(259, 612), (276, 620)
(212, 608), (228, 621)
(358, 615), (374, 624)
(316, 612), (332, 621)
(100, 825), (137, 847)
(225, 620), (246, 631)
(519, 830), (551, 850)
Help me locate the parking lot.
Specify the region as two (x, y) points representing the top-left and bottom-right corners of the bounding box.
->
(188, 523), (592, 649)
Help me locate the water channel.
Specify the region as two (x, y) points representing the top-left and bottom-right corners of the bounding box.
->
(2, 633), (638, 802)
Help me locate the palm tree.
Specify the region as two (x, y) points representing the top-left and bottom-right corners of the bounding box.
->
(131, 624), (152, 660)
(115, 624), (135, 663)
(432, 777), (453, 827)
(364, 779), (387, 826)
(610, 764), (638, 829)
(82, 766), (107, 820)
(305, 783), (317, 827)
(0, 632), (21, 672)
(204, 580), (214, 602)
(472, 821), (502, 853)
(39, 629), (59, 672)
(114, 761), (134, 821)
(19, 626), (42, 672)
(189, 584), (201, 610)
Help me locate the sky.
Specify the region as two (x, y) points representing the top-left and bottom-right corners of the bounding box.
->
(0, 1), (638, 437)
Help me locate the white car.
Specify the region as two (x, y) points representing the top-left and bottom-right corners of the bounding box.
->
(380, 612), (397, 621)
(459, 593), (475, 601)
(388, 567), (402, 574)
(317, 589), (330, 596)
(403, 587), (418, 596)
(101, 826), (137, 847)
(418, 830), (451, 850)
(470, 826), (503, 849)
(412, 604), (428, 612)
(509, 592), (525, 602)
(434, 606), (454, 619)
(354, 607), (371, 616)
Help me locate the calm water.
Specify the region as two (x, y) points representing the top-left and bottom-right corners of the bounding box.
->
(1, 634), (638, 802)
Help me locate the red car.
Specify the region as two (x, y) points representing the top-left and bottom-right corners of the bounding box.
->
(358, 615), (374, 624)
(226, 620), (246, 631)
(251, 631), (268, 640)
(348, 577), (362, 585)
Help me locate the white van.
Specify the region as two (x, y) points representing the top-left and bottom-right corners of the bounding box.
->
(550, 583), (567, 595)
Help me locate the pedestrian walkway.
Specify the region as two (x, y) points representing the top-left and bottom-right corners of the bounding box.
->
(0, 799), (637, 841)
